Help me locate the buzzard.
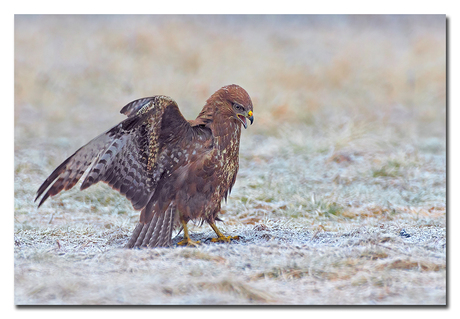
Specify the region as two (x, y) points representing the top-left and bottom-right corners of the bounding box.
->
(35, 84), (254, 248)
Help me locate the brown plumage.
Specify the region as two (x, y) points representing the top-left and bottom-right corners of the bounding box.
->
(35, 84), (254, 248)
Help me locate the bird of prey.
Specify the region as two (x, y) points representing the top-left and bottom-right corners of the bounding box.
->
(35, 84), (254, 248)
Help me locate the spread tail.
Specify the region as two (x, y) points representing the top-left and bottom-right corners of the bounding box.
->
(125, 205), (176, 248)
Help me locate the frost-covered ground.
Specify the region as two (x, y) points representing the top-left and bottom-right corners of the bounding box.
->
(14, 15), (446, 305)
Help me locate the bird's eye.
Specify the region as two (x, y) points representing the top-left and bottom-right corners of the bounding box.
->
(233, 103), (243, 111)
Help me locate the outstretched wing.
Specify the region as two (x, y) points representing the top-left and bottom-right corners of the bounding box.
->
(35, 96), (190, 211)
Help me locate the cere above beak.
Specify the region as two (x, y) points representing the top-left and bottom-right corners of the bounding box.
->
(248, 110), (254, 125)
(237, 111), (254, 129)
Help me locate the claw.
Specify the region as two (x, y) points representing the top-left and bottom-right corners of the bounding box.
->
(177, 238), (201, 247)
(209, 223), (240, 244)
(210, 235), (240, 243)
(177, 212), (200, 247)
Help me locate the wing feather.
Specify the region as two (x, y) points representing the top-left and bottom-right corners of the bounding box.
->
(35, 96), (190, 212)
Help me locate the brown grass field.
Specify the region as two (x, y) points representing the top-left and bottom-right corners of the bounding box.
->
(14, 15), (446, 305)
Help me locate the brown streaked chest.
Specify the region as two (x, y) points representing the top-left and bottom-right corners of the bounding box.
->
(213, 121), (241, 181)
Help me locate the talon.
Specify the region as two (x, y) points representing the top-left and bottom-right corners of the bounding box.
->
(210, 235), (240, 243)
(210, 236), (231, 243)
(176, 212), (200, 247)
(209, 223), (240, 243)
(177, 238), (200, 247)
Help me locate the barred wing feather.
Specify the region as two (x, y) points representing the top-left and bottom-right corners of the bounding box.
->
(35, 96), (187, 214)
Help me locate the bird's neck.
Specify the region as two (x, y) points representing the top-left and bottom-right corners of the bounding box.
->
(195, 102), (242, 152)
(210, 114), (241, 154)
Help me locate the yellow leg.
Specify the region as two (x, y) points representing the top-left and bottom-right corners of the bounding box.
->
(177, 214), (200, 247)
(209, 223), (240, 243)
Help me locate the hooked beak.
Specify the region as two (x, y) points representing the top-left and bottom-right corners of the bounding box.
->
(237, 110), (254, 129)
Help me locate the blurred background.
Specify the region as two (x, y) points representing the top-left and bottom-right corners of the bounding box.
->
(14, 14), (446, 227)
(15, 15), (445, 142)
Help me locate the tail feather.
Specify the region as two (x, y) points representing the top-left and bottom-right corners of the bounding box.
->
(141, 213), (161, 246)
(134, 220), (150, 248)
(149, 206), (174, 247)
(125, 223), (144, 248)
(126, 204), (175, 248)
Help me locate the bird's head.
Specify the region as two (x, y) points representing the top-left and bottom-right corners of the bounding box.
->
(209, 84), (254, 129)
